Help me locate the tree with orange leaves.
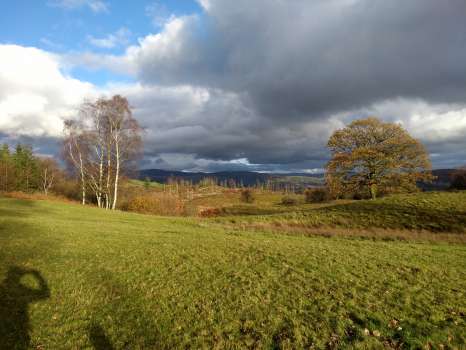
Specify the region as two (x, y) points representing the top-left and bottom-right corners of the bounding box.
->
(326, 117), (433, 199)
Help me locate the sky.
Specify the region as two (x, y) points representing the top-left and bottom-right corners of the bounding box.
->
(1, 0), (465, 172)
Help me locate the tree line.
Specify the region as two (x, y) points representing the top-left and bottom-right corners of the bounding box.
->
(0, 95), (143, 211)
(0, 144), (61, 195)
(1, 100), (465, 212)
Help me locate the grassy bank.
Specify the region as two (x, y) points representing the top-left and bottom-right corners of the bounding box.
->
(214, 192), (466, 234)
(0, 197), (465, 349)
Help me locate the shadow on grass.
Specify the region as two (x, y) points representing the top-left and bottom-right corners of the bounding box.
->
(86, 269), (162, 349)
(89, 324), (115, 350)
(0, 266), (50, 350)
(0, 197), (39, 218)
(0, 197), (56, 349)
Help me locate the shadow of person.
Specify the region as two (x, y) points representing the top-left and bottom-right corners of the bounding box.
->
(89, 324), (115, 350)
(0, 266), (50, 350)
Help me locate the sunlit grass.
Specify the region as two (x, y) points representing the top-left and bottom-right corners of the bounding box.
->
(0, 197), (465, 349)
(214, 191), (466, 234)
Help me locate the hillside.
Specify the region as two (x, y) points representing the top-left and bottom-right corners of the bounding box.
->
(1, 196), (465, 348)
(138, 168), (325, 188)
(213, 191), (466, 235)
(138, 168), (457, 191)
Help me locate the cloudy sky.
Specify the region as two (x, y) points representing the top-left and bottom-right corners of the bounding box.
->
(1, 0), (465, 172)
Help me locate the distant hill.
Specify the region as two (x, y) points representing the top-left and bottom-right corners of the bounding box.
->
(138, 169), (325, 189)
(138, 168), (456, 191)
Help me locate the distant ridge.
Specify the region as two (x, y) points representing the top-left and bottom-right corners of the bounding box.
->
(138, 169), (324, 187)
(138, 168), (457, 190)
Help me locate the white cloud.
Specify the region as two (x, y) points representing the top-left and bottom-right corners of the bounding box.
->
(48, 0), (108, 13)
(130, 16), (196, 68)
(4, 42), (464, 169)
(0, 45), (95, 137)
(196, 0), (211, 11)
(364, 98), (466, 143)
(145, 2), (171, 27)
(63, 16), (198, 80)
(87, 28), (131, 49)
(61, 51), (136, 76)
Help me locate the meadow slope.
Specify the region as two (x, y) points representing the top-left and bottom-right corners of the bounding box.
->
(0, 197), (465, 349)
(212, 192), (466, 237)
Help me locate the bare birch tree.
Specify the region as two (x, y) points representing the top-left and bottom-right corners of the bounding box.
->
(102, 95), (142, 210)
(62, 95), (142, 209)
(63, 120), (88, 205)
(38, 158), (60, 195)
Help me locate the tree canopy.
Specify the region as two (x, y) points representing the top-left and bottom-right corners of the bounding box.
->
(326, 117), (433, 199)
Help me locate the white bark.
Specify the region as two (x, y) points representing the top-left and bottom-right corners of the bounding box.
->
(78, 152), (86, 205)
(68, 141), (86, 205)
(41, 167), (55, 196)
(112, 136), (119, 210)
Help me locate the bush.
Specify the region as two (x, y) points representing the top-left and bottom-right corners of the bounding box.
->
(451, 170), (466, 190)
(51, 178), (81, 201)
(240, 189), (255, 203)
(304, 188), (329, 203)
(3, 191), (74, 203)
(281, 196), (298, 206)
(198, 207), (224, 217)
(122, 193), (186, 216)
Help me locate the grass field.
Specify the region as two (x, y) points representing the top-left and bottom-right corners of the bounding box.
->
(1, 196), (465, 349)
(126, 179), (166, 189)
(215, 192), (466, 235)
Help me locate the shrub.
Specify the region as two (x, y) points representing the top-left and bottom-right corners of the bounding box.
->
(281, 196), (297, 206)
(198, 207), (224, 217)
(123, 193), (186, 216)
(143, 177), (152, 190)
(3, 191), (74, 203)
(51, 178), (81, 201)
(304, 188), (329, 203)
(240, 189), (255, 203)
(451, 169), (466, 190)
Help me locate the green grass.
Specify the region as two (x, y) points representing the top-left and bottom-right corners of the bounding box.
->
(1, 197), (465, 349)
(190, 191), (303, 211)
(126, 179), (165, 189)
(215, 192), (466, 233)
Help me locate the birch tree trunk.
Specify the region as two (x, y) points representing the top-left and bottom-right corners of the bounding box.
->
(79, 152), (86, 205)
(106, 144), (112, 209)
(112, 139), (119, 210)
(42, 168), (48, 195)
(97, 156), (103, 207)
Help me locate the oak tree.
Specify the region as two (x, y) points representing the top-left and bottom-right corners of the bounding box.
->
(326, 117), (433, 199)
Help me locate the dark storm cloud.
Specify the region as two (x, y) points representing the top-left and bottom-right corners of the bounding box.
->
(118, 84), (338, 167)
(0, 133), (61, 158)
(133, 0), (466, 121)
(104, 0), (466, 170)
(2, 1), (465, 171)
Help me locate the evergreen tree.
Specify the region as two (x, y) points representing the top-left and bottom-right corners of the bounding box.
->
(12, 144), (40, 192)
(0, 144), (13, 191)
